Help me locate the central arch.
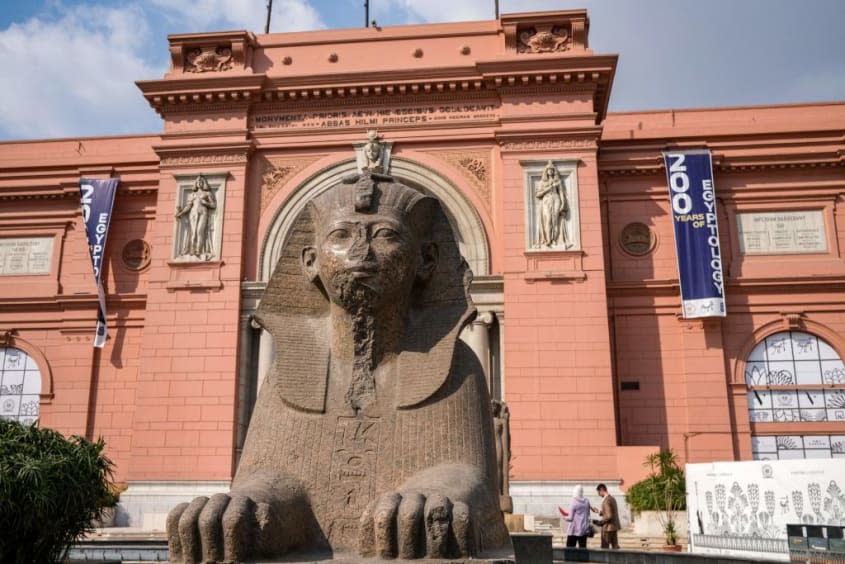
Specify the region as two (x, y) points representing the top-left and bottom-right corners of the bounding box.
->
(259, 158), (490, 281)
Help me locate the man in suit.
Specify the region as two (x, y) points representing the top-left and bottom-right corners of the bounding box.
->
(593, 483), (621, 549)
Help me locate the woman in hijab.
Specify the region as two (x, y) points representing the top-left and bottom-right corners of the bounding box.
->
(561, 484), (592, 548)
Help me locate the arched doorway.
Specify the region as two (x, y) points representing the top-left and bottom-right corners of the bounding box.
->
(259, 158), (489, 282)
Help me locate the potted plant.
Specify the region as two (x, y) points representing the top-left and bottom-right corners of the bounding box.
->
(626, 449), (686, 551)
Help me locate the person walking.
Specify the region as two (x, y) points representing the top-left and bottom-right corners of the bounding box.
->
(592, 483), (621, 549)
(561, 484), (592, 548)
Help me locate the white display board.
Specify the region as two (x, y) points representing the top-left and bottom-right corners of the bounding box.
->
(687, 459), (845, 561)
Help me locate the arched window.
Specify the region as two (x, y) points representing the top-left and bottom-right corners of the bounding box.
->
(745, 331), (845, 460)
(0, 347), (42, 425)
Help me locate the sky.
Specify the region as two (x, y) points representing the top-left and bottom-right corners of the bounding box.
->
(0, 0), (843, 141)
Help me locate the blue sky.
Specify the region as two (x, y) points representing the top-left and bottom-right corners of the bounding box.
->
(1, 0), (843, 140)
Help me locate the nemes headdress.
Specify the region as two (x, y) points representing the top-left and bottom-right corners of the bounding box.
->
(255, 173), (475, 412)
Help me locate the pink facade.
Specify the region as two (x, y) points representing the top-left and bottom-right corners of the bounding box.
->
(1, 10), (843, 523)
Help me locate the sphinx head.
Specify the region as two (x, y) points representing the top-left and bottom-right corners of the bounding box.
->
(301, 176), (438, 312)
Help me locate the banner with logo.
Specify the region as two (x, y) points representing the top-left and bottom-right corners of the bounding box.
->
(663, 150), (726, 318)
(79, 178), (119, 347)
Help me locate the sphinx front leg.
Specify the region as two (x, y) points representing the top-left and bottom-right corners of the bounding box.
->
(167, 470), (313, 563)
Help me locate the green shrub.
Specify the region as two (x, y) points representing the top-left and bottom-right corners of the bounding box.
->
(626, 449), (686, 513)
(0, 419), (116, 563)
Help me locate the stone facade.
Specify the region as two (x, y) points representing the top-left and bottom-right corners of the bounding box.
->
(0, 9), (843, 529)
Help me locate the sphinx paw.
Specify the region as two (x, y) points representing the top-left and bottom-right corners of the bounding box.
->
(358, 491), (473, 559)
(167, 493), (282, 563)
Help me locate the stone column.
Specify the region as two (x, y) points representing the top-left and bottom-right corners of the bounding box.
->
(235, 313), (254, 461)
(255, 327), (275, 395)
(460, 311), (495, 390)
(497, 312), (506, 400)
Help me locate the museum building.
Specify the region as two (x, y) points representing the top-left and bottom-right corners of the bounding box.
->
(1, 9), (844, 526)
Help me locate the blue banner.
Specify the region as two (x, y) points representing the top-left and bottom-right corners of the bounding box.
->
(663, 150), (726, 318)
(79, 178), (119, 347)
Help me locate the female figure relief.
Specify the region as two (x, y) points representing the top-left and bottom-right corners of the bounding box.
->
(535, 161), (569, 248)
(175, 175), (217, 259)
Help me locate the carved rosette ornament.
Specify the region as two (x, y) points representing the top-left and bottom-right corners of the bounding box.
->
(517, 25), (570, 53)
(185, 45), (233, 72)
(424, 150), (492, 211)
(260, 156), (325, 215)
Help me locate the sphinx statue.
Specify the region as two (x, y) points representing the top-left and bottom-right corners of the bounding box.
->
(166, 171), (511, 562)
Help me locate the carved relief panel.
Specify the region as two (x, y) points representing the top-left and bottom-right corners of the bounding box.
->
(522, 160), (581, 251)
(172, 173), (227, 262)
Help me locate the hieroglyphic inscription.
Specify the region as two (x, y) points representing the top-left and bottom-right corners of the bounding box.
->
(0, 237), (53, 275)
(328, 416), (380, 547)
(251, 103), (498, 131)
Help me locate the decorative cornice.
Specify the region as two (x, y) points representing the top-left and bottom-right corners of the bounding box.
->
(138, 54), (616, 121)
(598, 155), (844, 177)
(607, 275), (845, 296)
(160, 152), (249, 167)
(253, 90), (496, 112)
(137, 75), (265, 117)
(0, 293), (147, 312)
(0, 183), (156, 202)
(155, 142), (253, 168)
(499, 137), (597, 152)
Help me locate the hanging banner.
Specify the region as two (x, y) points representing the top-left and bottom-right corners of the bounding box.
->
(79, 178), (119, 347)
(663, 150), (726, 318)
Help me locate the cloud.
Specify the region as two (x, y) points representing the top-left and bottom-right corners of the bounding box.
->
(150, 0), (325, 32)
(0, 0), (327, 140)
(0, 4), (164, 139)
(373, 0), (492, 24)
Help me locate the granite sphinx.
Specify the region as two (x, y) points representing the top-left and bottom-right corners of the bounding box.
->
(167, 171), (510, 562)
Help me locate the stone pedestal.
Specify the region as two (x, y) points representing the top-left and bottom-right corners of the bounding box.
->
(510, 533), (553, 564)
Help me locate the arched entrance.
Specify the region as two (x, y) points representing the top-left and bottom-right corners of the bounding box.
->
(259, 157), (489, 282)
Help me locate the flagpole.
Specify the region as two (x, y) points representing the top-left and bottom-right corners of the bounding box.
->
(265, 0), (273, 33)
(364, 0), (369, 27)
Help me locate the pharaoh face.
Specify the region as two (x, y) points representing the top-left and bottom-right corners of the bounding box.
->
(365, 143), (381, 162)
(303, 207), (433, 312)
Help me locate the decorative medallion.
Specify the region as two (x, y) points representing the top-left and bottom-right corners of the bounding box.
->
(121, 239), (151, 271)
(619, 222), (656, 256)
(518, 26), (570, 54)
(185, 45), (233, 73)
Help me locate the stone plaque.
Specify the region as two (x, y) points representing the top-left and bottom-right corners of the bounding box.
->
(0, 237), (53, 275)
(737, 211), (827, 255)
